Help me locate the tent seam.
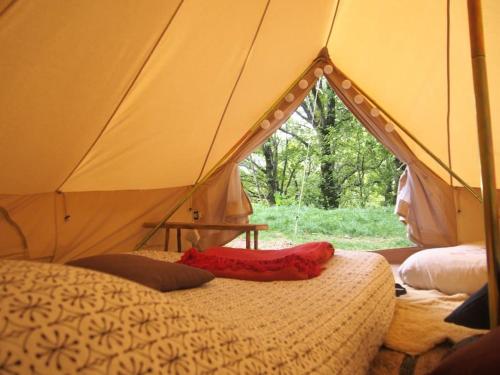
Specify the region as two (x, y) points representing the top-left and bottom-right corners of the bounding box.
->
(325, 0), (341, 48)
(0, 0), (17, 18)
(195, 0), (271, 183)
(55, 0), (185, 191)
(446, 0), (453, 186)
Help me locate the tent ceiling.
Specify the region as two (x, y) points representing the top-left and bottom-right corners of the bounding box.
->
(329, 0), (500, 187)
(0, 0), (498, 194)
(0, 0), (187, 193)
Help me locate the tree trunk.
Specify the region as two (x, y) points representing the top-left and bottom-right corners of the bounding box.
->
(262, 139), (278, 205)
(317, 122), (340, 208)
(299, 83), (342, 209)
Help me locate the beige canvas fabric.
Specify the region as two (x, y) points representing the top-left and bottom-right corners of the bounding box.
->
(191, 54), (458, 248)
(0, 1), (498, 258)
(0, 187), (192, 261)
(328, 0), (499, 187)
(325, 67), (457, 246)
(193, 55), (327, 248)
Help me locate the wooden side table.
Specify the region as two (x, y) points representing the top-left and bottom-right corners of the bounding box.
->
(142, 222), (269, 252)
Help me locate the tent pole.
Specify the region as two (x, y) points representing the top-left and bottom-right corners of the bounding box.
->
(467, 0), (500, 328)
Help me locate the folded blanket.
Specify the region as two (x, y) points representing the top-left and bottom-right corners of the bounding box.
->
(178, 241), (334, 281)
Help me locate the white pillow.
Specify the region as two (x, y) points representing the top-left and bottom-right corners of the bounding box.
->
(398, 243), (487, 295)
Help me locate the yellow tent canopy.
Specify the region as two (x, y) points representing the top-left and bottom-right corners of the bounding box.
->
(0, 0), (498, 262)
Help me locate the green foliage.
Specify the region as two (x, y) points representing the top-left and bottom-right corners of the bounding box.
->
(240, 77), (404, 209)
(238, 77), (409, 250)
(247, 204), (413, 251)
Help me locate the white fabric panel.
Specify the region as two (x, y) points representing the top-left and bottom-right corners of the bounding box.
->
(0, 0), (180, 193)
(62, 0), (270, 191)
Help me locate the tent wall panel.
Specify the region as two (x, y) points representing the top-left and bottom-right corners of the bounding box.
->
(53, 187), (192, 262)
(0, 0), (182, 194)
(0, 187), (192, 262)
(204, 0), (336, 174)
(329, 0), (450, 184)
(0, 212), (26, 259)
(0, 193), (56, 259)
(328, 0), (500, 187)
(61, 0), (272, 192)
(1, 1), (499, 259)
(454, 187), (500, 244)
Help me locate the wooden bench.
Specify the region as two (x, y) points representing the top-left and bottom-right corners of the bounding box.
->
(142, 222), (269, 252)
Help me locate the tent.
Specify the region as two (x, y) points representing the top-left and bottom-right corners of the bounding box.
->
(0, 0), (498, 267)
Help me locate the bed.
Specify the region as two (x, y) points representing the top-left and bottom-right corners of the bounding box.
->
(0, 249), (394, 374)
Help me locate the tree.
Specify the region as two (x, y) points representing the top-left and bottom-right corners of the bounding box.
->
(239, 77), (404, 209)
(298, 78), (358, 208)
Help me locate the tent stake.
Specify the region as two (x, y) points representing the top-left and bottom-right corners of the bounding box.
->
(467, 0), (500, 328)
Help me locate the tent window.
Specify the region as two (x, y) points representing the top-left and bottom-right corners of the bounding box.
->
(234, 77), (411, 251)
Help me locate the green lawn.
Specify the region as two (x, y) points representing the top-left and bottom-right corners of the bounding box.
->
(243, 204), (413, 251)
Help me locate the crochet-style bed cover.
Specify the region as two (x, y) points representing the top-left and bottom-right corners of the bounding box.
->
(0, 249), (394, 374)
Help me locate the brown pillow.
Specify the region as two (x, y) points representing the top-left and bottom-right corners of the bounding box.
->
(430, 327), (500, 375)
(67, 253), (214, 292)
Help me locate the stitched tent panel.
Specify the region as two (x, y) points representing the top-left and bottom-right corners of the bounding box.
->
(0, 0), (183, 194)
(328, 0), (500, 187)
(1, 0), (498, 193)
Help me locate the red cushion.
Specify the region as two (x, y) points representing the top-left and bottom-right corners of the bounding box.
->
(205, 241), (334, 264)
(178, 242), (334, 281)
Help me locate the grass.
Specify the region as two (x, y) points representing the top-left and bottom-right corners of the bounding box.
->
(243, 204), (413, 251)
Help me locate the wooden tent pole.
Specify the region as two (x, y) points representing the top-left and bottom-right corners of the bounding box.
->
(467, 0), (500, 328)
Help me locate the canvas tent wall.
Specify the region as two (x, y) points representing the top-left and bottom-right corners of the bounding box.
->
(0, 0), (498, 262)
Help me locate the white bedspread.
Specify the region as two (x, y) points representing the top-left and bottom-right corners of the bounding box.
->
(0, 250), (394, 374)
(139, 249), (396, 374)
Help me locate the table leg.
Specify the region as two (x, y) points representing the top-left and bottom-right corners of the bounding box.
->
(245, 231), (250, 249)
(254, 230), (258, 249)
(164, 228), (170, 251)
(177, 229), (181, 252)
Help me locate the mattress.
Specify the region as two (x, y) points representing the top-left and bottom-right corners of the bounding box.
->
(0, 249), (394, 374)
(138, 249), (396, 374)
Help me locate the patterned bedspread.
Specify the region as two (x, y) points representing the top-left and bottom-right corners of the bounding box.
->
(0, 250), (394, 374)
